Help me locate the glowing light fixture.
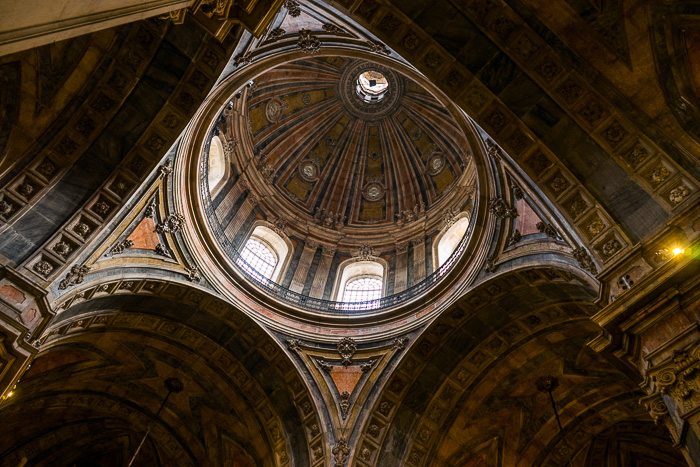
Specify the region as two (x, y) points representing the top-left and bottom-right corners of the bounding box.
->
(673, 248), (685, 256)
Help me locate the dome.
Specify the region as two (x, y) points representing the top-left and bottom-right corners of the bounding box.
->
(243, 56), (473, 232)
(199, 53), (480, 313)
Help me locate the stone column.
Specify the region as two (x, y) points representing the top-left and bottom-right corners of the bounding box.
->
(394, 243), (409, 293)
(0, 0), (191, 56)
(215, 177), (247, 223)
(289, 239), (319, 294)
(411, 238), (426, 285)
(224, 192), (257, 241)
(590, 263), (700, 466)
(309, 245), (336, 299)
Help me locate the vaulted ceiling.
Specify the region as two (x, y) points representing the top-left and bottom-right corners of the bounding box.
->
(0, 0), (698, 466)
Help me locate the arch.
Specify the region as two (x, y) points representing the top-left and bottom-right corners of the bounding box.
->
(333, 259), (387, 303)
(432, 212), (470, 270)
(207, 134), (228, 197)
(2, 291), (317, 467)
(238, 224), (292, 282)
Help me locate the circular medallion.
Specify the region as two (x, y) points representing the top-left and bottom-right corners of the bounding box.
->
(298, 159), (320, 182)
(427, 152), (446, 175)
(265, 97), (287, 123)
(363, 182), (384, 201)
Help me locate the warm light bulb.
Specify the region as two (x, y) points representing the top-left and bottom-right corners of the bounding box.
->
(7, 392), (13, 397)
(673, 248), (685, 256)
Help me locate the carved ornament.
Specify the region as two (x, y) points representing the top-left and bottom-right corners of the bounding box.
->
(536, 221), (559, 239)
(155, 214), (185, 234)
(297, 29), (321, 55)
(59, 264), (90, 290)
(572, 247), (597, 274)
(337, 337), (356, 366)
(396, 202), (425, 227)
(488, 198), (517, 219)
(355, 244), (375, 262)
(283, 0), (301, 17)
(314, 207), (345, 230)
(107, 239), (134, 256)
(332, 439), (350, 467)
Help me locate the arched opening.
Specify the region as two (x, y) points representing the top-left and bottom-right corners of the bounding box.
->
(334, 260), (386, 303)
(237, 225), (291, 282)
(434, 216), (470, 270)
(207, 135), (227, 197)
(344, 275), (383, 302)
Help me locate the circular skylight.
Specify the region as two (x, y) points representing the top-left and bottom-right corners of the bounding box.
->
(356, 70), (389, 104)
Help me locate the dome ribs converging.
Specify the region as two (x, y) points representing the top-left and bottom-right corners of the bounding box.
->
(240, 55), (474, 231)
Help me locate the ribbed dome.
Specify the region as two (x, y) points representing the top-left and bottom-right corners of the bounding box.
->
(244, 56), (472, 230)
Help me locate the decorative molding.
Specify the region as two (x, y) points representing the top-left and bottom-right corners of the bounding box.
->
(283, 0), (301, 17)
(508, 229), (522, 246)
(536, 221), (559, 239)
(572, 247), (597, 274)
(355, 244), (375, 262)
(233, 52), (252, 67)
(322, 23), (344, 34)
(392, 337), (409, 351)
(268, 27), (286, 42)
(158, 159), (172, 178)
(155, 214), (185, 234)
(332, 439), (350, 467)
(58, 264), (90, 290)
(314, 208), (345, 230)
(337, 337), (356, 366)
(396, 202), (425, 227)
(366, 40), (390, 55)
(155, 243), (171, 258)
(297, 29), (321, 55)
(106, 239), (134, 256)
(488, 198), (517, 219)
(271, 216), (288, 236)
(185, 266), (201, 282)
(442, 206), (460, 229)
(286, 339), (301, 353)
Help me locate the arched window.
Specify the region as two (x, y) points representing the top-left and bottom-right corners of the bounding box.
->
(207, 135), (227, 196)
(344, 275), (383, 302)
(239, 237), (277, 279)
(434, 215), (470, 269)
(237, 225), (291, 282)
(334, 260), (386, 304)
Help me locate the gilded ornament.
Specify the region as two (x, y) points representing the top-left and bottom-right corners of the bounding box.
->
(602, 238), (621, 258)
(669, 185), (690, 205)
(649, 166), (670, 185)
(586, 218), (605, 236)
